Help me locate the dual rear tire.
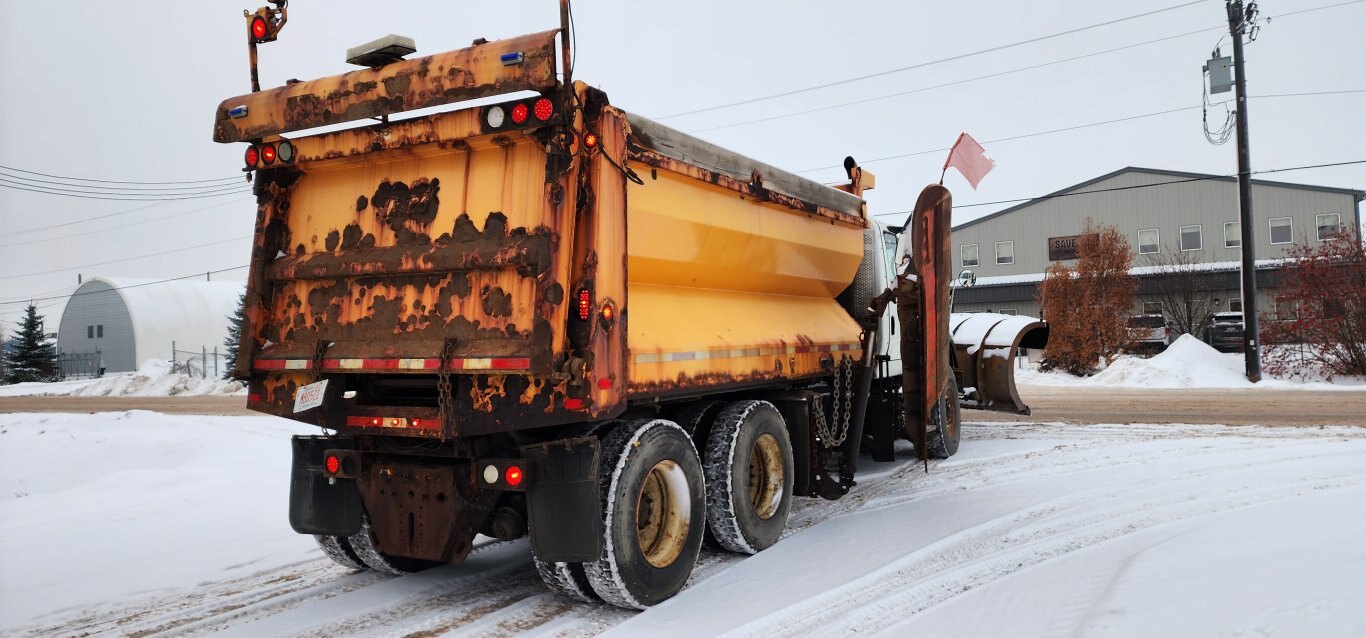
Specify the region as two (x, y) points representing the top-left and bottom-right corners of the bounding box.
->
(535, 401), (796, 609)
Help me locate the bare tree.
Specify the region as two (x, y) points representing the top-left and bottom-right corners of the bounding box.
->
(1142, 246), (1221, 339)
(1038, 220), (1138, 375)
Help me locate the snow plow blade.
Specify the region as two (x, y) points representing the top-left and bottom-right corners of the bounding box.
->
(949, 313), (1049, 415)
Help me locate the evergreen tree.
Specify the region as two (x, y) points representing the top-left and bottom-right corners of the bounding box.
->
(223, 291), (246, 379)
(6, 304), (59, 383)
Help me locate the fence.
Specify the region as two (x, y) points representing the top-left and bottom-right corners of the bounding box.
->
(171, 344), (227, 379)
(56, 351), (103, 380)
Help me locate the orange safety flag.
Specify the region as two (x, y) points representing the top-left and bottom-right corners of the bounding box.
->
(942, 132), (995, 189)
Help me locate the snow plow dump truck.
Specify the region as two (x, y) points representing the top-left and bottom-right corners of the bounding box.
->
(213, 3), (1017, 608)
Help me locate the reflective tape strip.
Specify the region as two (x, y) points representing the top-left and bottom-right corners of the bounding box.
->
(633, 343), (859, 364)
(255, 357), (530, 371)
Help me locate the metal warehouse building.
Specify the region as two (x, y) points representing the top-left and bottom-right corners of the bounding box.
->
(952, 167), (1364, 318)
(56, 277), (244, 374)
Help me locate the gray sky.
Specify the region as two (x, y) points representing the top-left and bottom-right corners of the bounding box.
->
(2, 0), (1363, 334)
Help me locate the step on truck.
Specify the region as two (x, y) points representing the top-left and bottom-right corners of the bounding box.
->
(216, 2), (968, 608)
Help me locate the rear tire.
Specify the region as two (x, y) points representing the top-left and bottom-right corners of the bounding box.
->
(533, 557), (598, 602)
(315, 535), (368, 571)
(925, 377), (962, 459)
(347, 514), (444, 575)
(703, 401), (793, 554)
(584, 419), (706, 609)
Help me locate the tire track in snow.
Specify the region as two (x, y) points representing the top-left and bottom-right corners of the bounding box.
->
(730, 441), (1366, 636)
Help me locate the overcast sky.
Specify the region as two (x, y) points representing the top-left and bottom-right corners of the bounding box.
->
(2, 0), (1363, 336)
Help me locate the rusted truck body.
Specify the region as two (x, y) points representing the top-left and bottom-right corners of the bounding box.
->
(215, 6), (961, 608)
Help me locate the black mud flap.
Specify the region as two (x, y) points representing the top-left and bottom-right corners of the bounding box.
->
(289, 436), (363, 537)
(522, 437), (602, 562)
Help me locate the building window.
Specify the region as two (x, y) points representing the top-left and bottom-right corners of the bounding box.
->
(1316, 213), (1342, 241)
(1138, 228), (1159, 255)
(1180, 225), (1202, 251)
(995, 241), (1014, 265)
(87, 325), (94, 339)
(1275, 296), (1299, 321)
(961, 244), (978, 267)
(1224, 221), (1240, 248)
(97, 325), (104, 338)
(998, 308), (1017, 315)
(1229, 298), (1242, 313)
(1269, 217), (1292, 245)
(1142, 301), (1162, 315)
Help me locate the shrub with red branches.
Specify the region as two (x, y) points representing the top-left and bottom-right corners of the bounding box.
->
(1262, 229), (1366, 379)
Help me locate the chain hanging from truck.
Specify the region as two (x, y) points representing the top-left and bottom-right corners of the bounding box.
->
(815, 356), (855, 448)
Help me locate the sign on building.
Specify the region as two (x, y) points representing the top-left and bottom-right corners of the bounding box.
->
(1047, 234), (1098, 261)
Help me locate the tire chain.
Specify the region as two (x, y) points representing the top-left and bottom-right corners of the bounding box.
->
(814, 356), (854, 448)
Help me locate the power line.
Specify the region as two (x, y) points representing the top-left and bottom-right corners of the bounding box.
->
(797, 91), (1365, 174)
(0, 196), (255, 249)
(0, 266), (251, 307)
(0, 178), (250, 201)
(0, 164), (241, 186)
(0, 235), (253, 281)
(0, 169), (251, 192)
(871, 159), (1366, 219)
(692, 26), (1223, 134)
(657, 0), (1209, 120)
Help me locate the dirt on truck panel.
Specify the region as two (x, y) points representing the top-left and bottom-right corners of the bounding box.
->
(214, 1), (960, 611)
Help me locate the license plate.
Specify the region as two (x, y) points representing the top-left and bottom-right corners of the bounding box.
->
(293, 379), (329, 413)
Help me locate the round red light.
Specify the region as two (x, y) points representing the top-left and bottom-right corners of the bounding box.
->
(261, 143), (277, 164)
(244, 146), (259, 167)
(251, 16), (268, 40)
(510, 103), (529, 124)
(325, 455), (340, 474)
(583, 133), (599, 149)
(533, 98), (554, 122)
(601, 303), (614, 322)
(597, 378), (612, 390)
(505, 466), (524, 487)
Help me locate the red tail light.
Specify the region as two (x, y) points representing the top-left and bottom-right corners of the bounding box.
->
(261, 143), (277, 164)
(505, 465), (524, 487)
(563, 398), (585, 410)
(244, 146), (259, 167)
(577, 288), (591, 320)
(510, 103), (529, 124)
(597, 378), (612, 390)
(251, 16), (268, 40)
(600, 303), (615, 322)
(583, 133), (599, 149)
(325, 454), (340, 474)
(533, 97), (554, 122)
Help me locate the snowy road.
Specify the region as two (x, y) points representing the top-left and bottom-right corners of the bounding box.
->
(4, 412), (1365, 636)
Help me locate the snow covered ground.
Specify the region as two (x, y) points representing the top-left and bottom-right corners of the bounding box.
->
(0, 359), (245, 398)
(3, 411), (1365, 636)
(1017, 334), (1366, 390)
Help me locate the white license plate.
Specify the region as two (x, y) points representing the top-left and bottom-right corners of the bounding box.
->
(293, 379), (329, 413)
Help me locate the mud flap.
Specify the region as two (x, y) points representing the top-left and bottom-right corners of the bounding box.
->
(288, 436), (363, 537)
(522, 437), (603, 562)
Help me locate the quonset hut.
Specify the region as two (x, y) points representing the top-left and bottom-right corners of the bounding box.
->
(57, 277), (244, 374)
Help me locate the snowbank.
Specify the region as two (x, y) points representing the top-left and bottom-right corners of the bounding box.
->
(1018, 335), (1366, 390)
(0, 359), (245, 398)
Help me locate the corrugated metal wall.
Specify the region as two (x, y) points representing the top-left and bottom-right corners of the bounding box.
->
(952, 169), (1359, 278)
(56, 280), (136, 373)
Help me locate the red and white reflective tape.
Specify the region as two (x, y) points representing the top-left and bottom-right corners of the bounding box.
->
(633, 342), (859, 365)
(254, 357), (530, 371)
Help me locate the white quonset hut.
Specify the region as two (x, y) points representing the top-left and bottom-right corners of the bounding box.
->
(57, 277), (244, 374)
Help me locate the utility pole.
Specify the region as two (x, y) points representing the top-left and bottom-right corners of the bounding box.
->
(1228, 0), (1261, 382)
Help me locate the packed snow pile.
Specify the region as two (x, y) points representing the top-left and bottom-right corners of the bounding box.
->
(0, 359), (245, 398)
(1089, 334), (1246, 388)
(1018, 335), (1366, 390)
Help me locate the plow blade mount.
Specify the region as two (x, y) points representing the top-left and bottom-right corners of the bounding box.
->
(949, 313), (1049, 415)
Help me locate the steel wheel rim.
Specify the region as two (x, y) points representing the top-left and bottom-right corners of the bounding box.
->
(636, 460), (689, 568)
(748, 432), (784, 520)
